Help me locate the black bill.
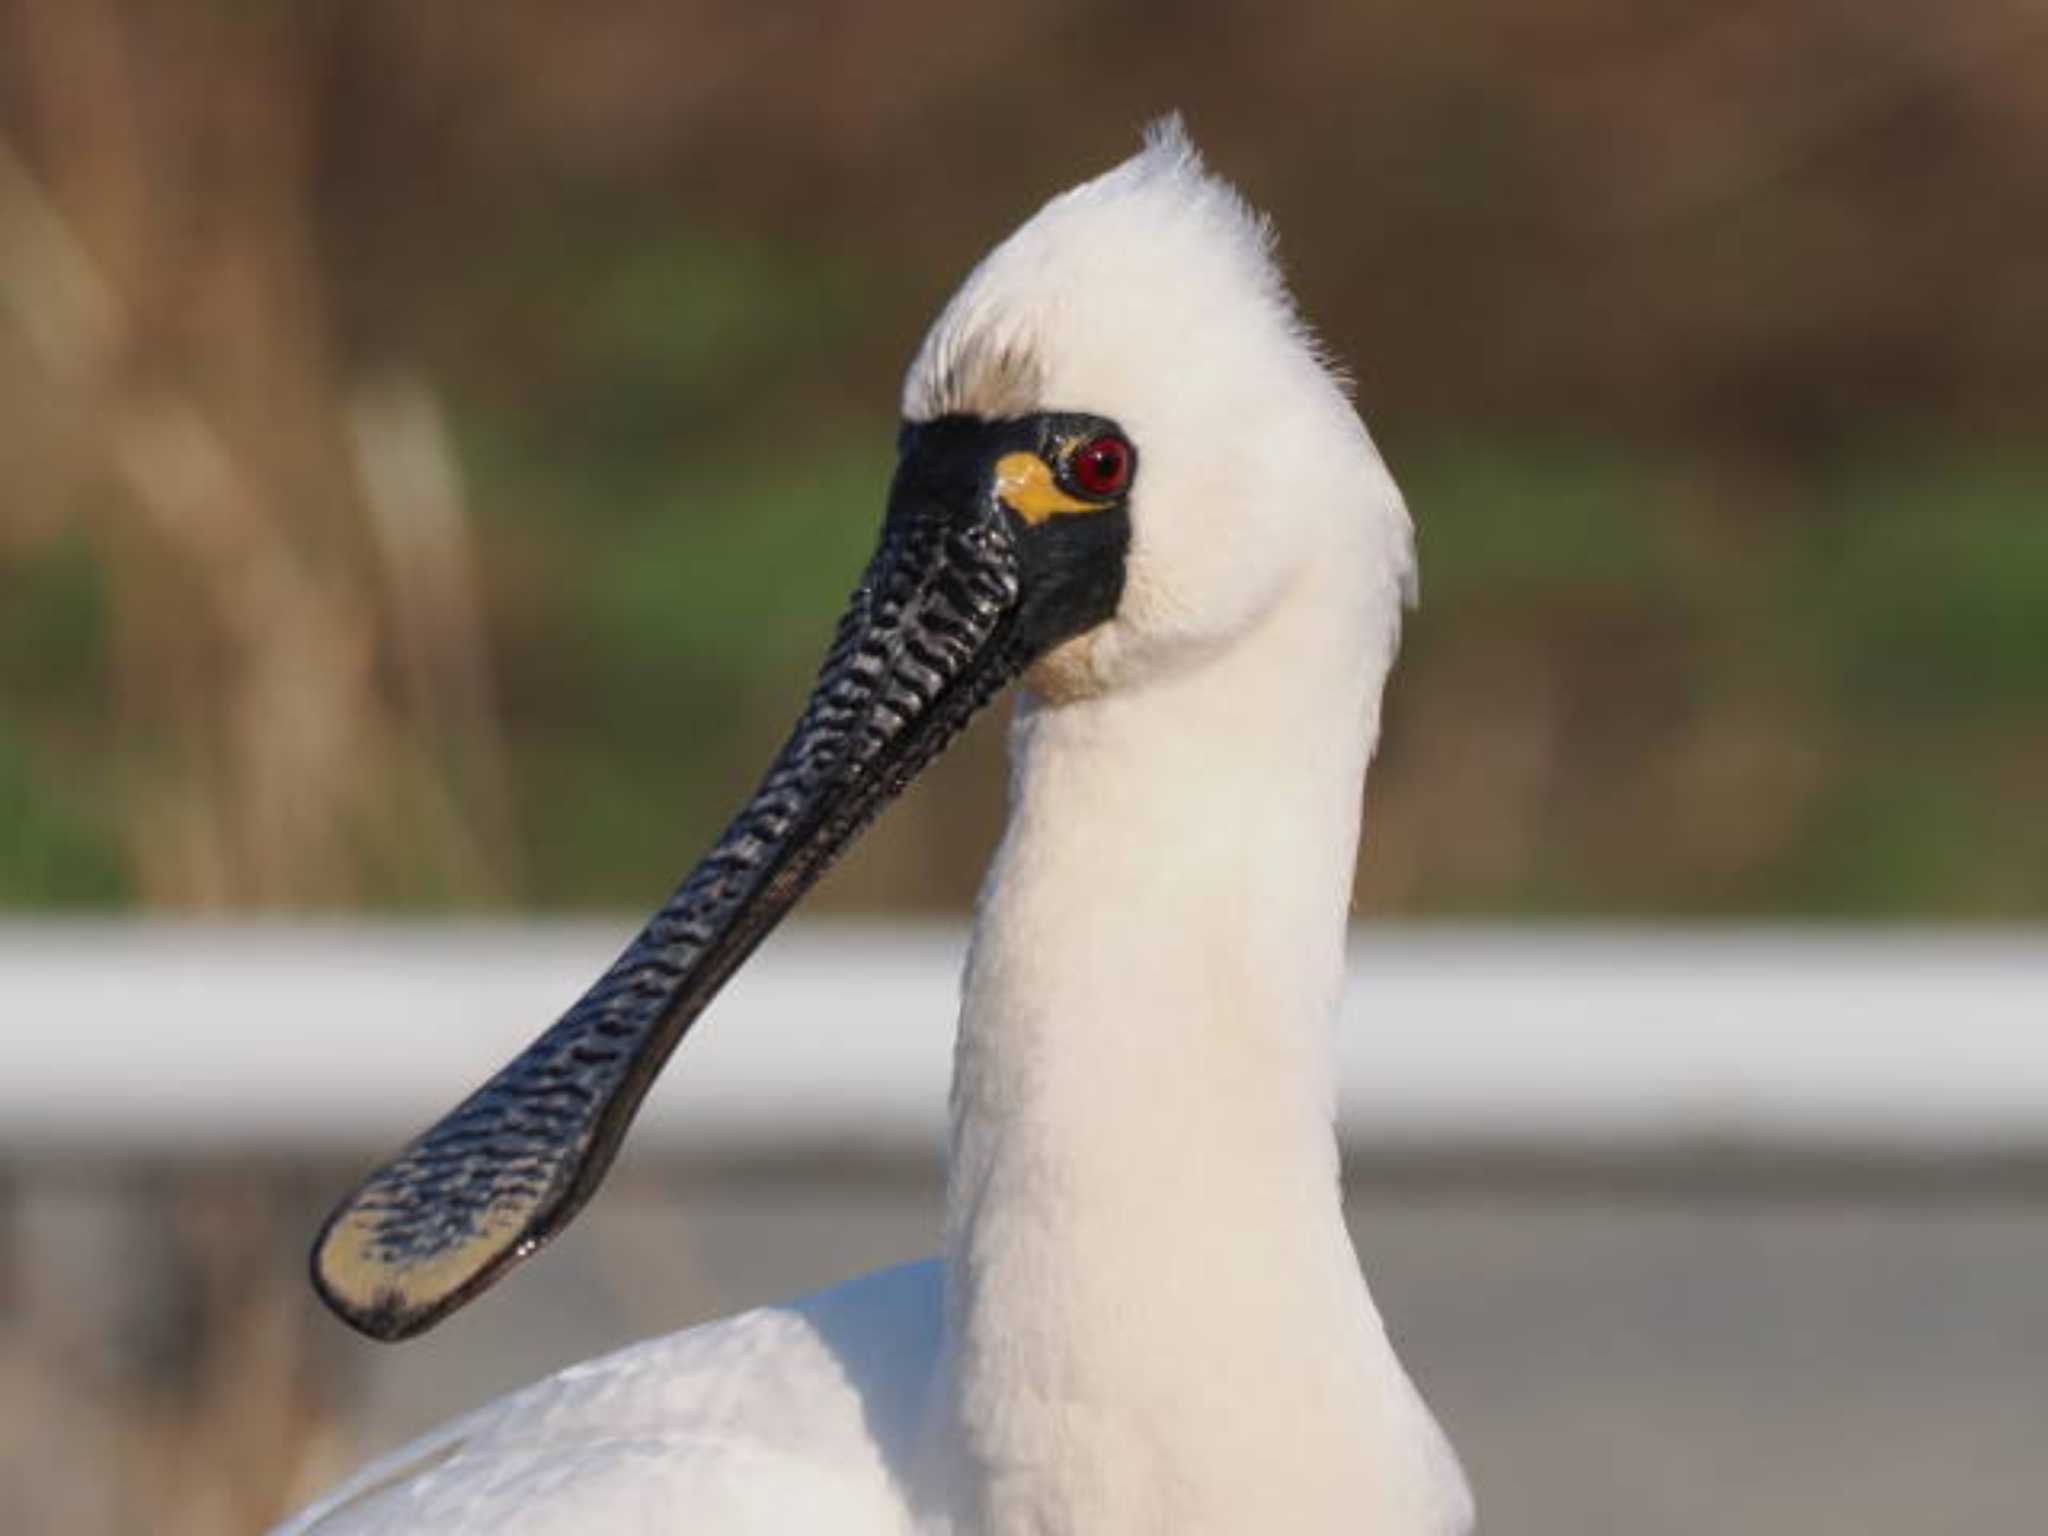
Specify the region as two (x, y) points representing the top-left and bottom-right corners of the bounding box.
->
(312, 412), (1132, 1340)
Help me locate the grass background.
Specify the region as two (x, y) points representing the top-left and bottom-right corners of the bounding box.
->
(0, 0), (2043, 918)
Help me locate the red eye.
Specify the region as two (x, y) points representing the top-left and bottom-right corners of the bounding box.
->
(1067, 434), (1132, 498)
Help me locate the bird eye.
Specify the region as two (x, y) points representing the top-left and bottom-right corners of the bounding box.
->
(1066, 433), (1132, 498)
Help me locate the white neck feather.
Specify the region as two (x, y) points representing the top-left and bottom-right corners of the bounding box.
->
(931, 559), (1466, 1534)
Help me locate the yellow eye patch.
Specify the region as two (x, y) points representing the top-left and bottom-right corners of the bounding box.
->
(994, 451), (1098, 524)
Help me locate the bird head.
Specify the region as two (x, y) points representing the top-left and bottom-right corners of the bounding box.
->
(904, 115), (1414, 702)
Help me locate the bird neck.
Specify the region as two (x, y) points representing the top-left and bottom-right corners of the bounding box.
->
(936, 577), (1451, 1533)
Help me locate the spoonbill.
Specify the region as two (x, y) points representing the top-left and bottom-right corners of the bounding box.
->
(278, 118), (1472, 1536)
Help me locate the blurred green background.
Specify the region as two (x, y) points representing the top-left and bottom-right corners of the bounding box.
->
(1, 0), (2043, 921)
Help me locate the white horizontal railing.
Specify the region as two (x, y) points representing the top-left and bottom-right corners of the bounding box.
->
(2, 922), (2045, 1158)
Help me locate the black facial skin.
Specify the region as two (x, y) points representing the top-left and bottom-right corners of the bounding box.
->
(897, 411), (1133, 656)
(310, 409), (1134, 1342)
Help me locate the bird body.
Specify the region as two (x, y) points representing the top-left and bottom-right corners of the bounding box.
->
(280, 1262), (943, 1534)
(278, 120), (1471, 1536)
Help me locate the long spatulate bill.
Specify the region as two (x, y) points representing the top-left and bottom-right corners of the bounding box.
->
(311, 412), (1133, 1340)
(310, 465), (1031, 1340)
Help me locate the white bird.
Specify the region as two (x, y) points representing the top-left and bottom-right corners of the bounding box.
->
(277, 119), (1472, 1536)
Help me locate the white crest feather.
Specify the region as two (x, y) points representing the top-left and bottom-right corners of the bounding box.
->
(904, 115), (1316, 423)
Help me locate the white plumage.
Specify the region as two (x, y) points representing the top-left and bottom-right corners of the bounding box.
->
(277, 119), (1471, 1536)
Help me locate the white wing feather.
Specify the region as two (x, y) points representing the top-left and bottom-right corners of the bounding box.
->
(274, 1260), (944, 1536)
